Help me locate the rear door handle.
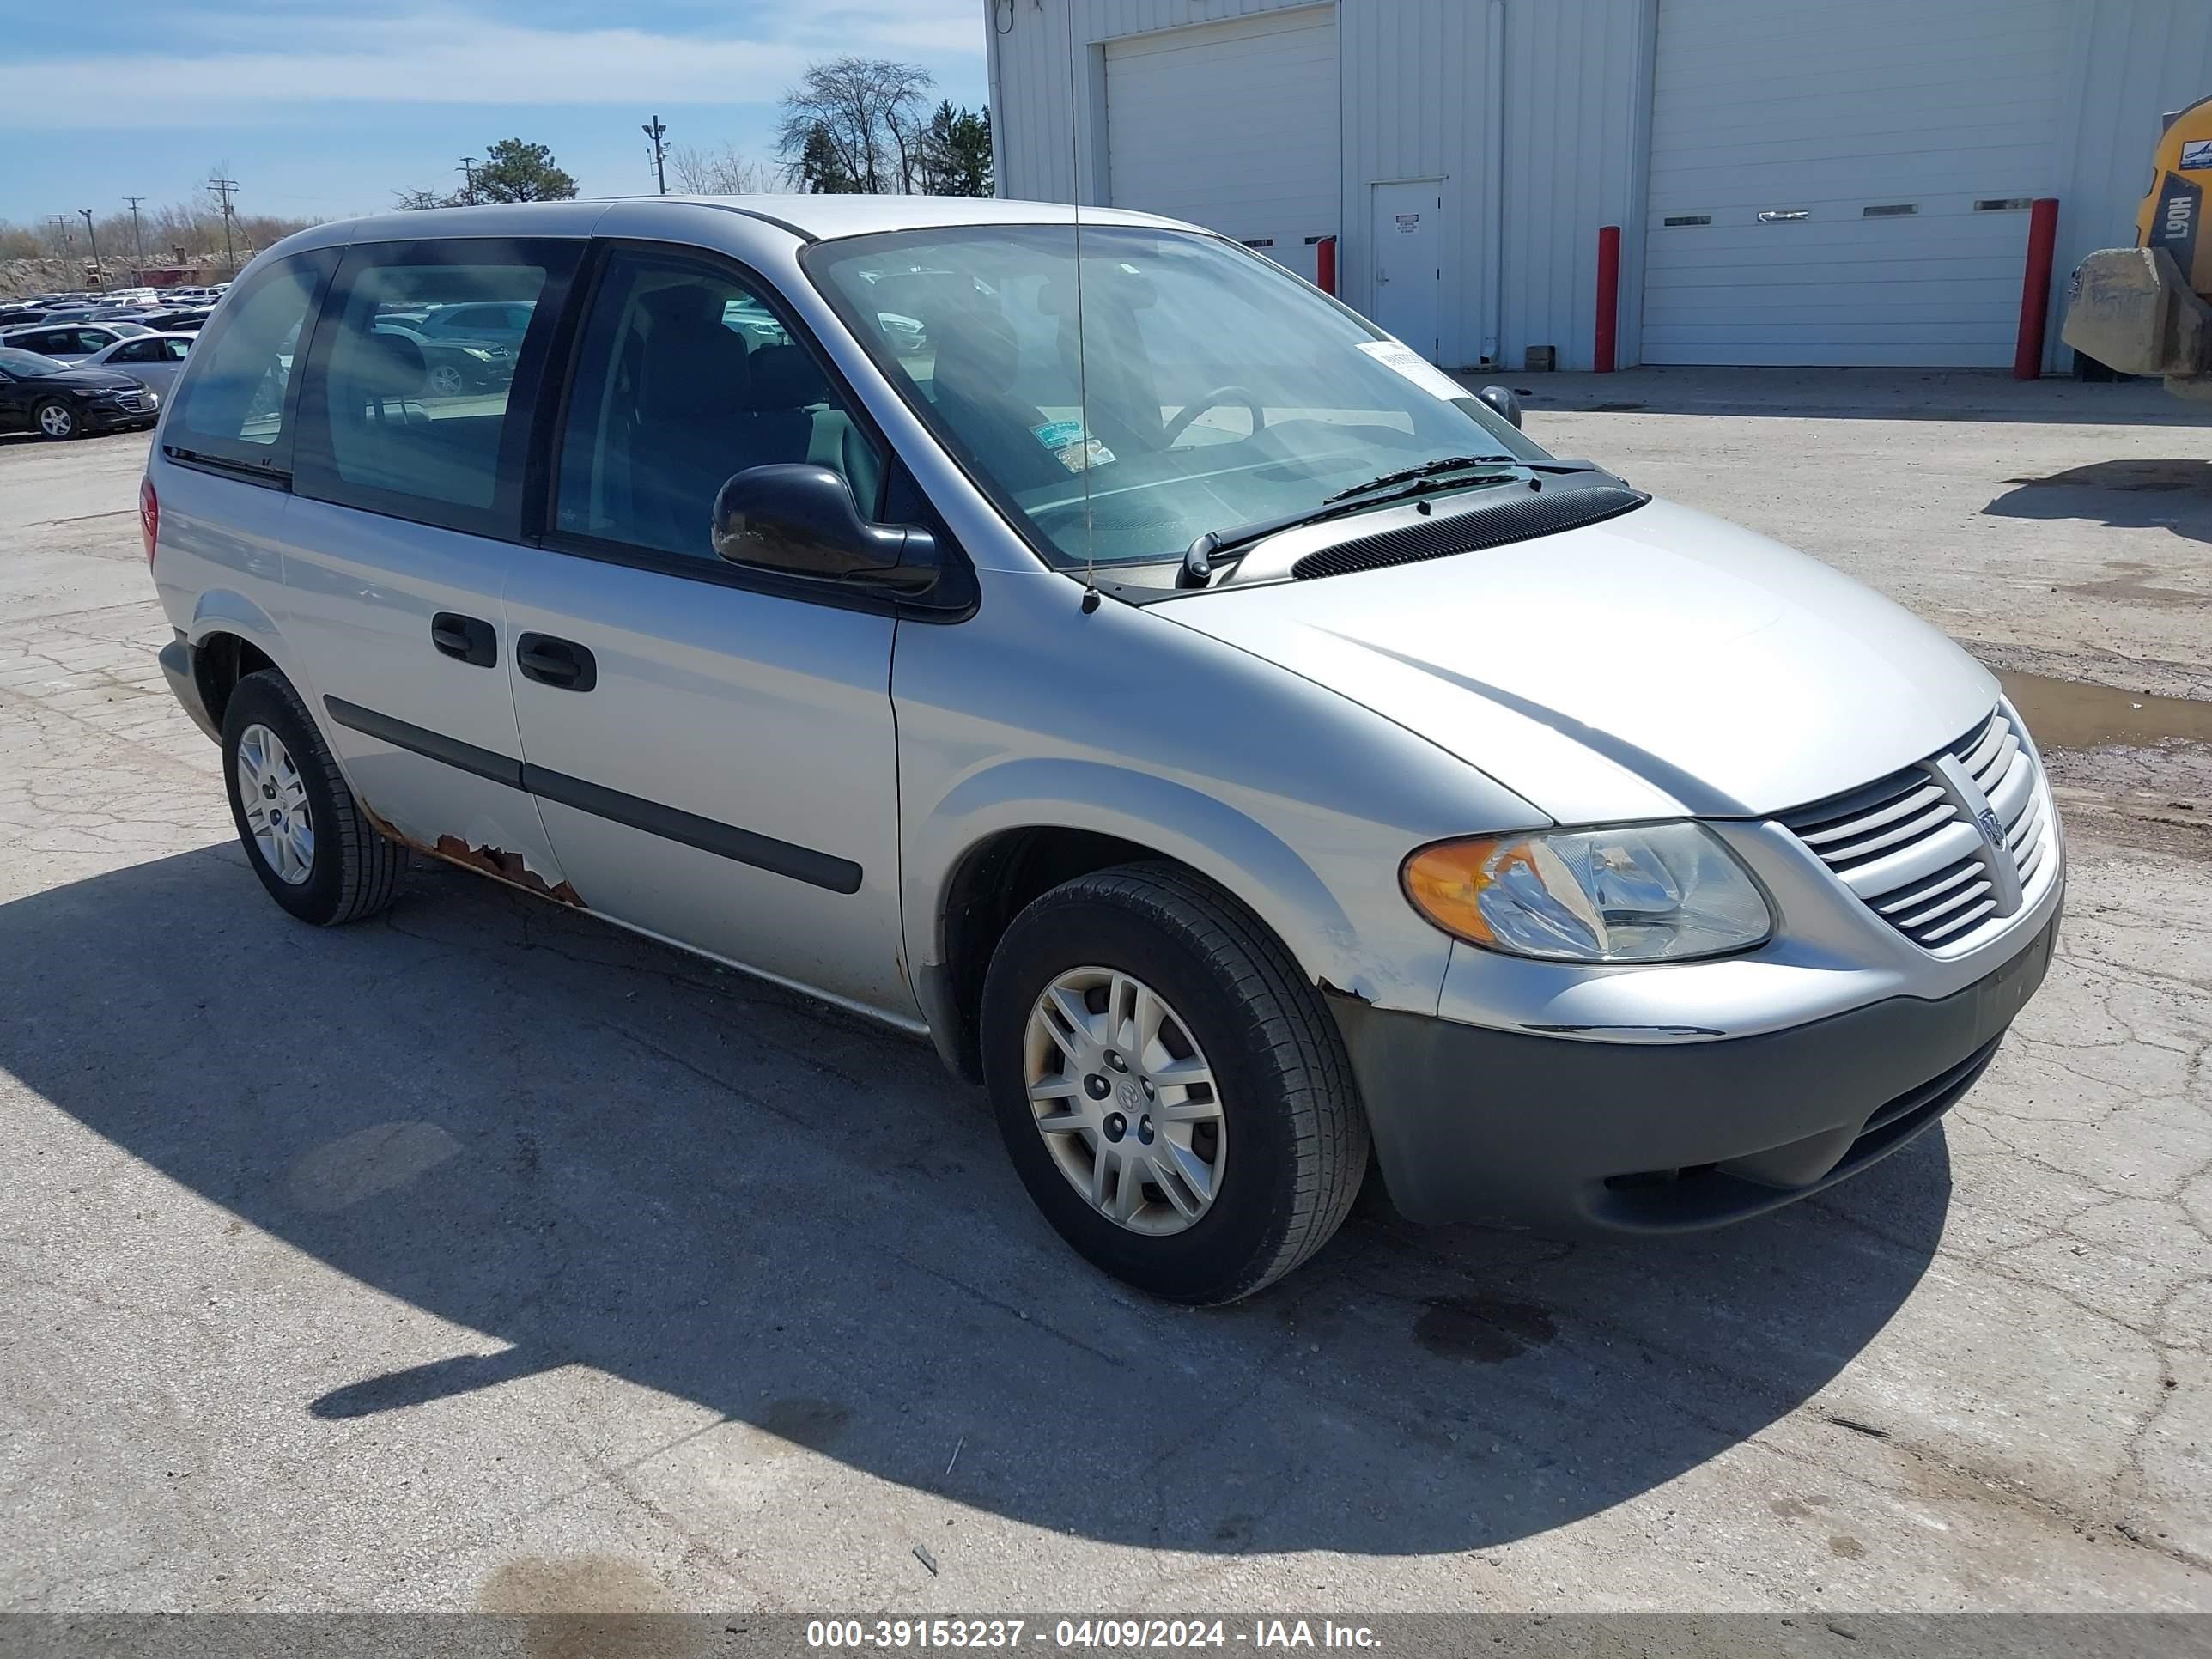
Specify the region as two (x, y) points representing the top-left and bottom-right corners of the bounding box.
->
(515, 633), (597, 692)
(430, 611), (497, 668)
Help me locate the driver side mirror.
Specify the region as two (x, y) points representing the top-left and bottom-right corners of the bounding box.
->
(1476, 384), (1524, 428)
(711, 465), (941, 595)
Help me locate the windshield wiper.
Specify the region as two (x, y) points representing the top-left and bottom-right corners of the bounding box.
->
(1176, 475), (1510, 587)
(1320, 453), (1512, 504)
(1176, 458), (1618, 589)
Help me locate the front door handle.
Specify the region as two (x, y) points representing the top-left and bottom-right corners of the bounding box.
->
(430, 611), (496, 668)
(515, 633), (597, 692)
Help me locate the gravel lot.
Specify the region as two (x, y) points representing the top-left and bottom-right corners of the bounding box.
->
(2, 371), (2208, 1615)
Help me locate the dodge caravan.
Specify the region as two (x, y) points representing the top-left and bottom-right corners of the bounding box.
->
(147, 198), (2062, 1303)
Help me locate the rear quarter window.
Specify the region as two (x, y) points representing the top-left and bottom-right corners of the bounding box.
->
(164, 249), (336, 479)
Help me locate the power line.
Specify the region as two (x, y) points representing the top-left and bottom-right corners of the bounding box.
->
(642, 114), (669, 195)
(207, 177), (240, 273)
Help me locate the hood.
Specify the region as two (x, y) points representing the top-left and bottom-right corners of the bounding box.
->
(1159, 496), (1997, 823)
(37, 366), (143, 392)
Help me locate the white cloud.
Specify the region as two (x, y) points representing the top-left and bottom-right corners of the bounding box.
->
(0, 3), (987, 127)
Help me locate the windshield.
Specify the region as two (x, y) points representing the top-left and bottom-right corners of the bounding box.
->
(805, 225), (1549, 578)
(0, 348), (64, 376)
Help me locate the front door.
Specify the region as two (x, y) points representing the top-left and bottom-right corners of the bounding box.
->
(501, 242), (912, 1023)
(1370, 180), (1443, 362)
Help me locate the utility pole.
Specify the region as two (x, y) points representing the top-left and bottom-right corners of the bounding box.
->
(78, 210), (103, 286)
(123, 196), (147, 274)
(642, 115), (669, 195)
(46, 214), (74, 263)
(207, 177), (240, 273)
(458, 156), (477, 205)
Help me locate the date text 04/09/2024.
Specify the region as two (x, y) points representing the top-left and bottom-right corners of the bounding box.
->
(804, 1619), (1382, 1650)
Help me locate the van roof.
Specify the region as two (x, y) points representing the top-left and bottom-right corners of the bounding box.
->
(276, 194), (1196, 255)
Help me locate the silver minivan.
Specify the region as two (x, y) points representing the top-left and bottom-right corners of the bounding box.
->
(146, 197), (2062, 1303)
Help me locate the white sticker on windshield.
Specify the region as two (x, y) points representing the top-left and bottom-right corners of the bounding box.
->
(1031, 419), (1116, 473)
(1357, 339), (1471, 404)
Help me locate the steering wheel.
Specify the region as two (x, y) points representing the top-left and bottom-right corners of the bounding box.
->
(1162, 384), (1266, 446)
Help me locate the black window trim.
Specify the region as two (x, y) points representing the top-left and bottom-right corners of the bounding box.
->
(161, 246), (338, 489)
(528, 236), (976, 622)
(289, 235), (586, 544)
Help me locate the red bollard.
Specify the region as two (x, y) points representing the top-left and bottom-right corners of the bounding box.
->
(1316, 234), (1338, 297)
(2014, 198), (2060, 380)
(1595, 225), (1622, 374)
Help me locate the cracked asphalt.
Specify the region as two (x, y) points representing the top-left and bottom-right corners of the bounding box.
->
(1, 374), (2208, 1615)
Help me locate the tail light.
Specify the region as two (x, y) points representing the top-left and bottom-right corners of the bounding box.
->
(139, 475), (159, 564)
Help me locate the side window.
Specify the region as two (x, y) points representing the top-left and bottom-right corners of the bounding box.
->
(112, 339), (154, 362)
(164, 251), (329, 469)
(298, 245), (556, 524)
(165, 338), (193, 361)
(551, 248), (882, 562)
(79, 330), (115, 354)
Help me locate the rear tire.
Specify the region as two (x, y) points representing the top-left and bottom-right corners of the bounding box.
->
(981, 862), (1369, 1304)
(221, 670), (403, 926)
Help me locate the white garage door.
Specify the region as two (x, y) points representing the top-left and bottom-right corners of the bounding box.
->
(1103, 6), (1340, 285)
(1642, 0), (2071, 366)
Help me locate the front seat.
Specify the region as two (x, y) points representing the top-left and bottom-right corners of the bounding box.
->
(630, 286), (757, 554)
(745, 343), (880, 508)
(927, 302), (1064, 493)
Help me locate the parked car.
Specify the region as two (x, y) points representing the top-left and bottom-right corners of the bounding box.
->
(82, 331), (193, 395)
(149, 309), (216, 334)
(0, 307), (49, 328)
(1, 322), (153, 362)
(144, 199), (2063, 1304)
(0, 345), (160, 439)
(411, 299), (534, 353)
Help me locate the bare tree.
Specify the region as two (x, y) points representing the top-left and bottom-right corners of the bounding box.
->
(667, 143), (776, 196)
(775, 58), (935, 194)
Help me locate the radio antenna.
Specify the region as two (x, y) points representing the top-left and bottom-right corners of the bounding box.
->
(1064, 7), (1097, 612)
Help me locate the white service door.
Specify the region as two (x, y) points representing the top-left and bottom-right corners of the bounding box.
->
(1103, 6), (1340, 285)
(1370, 180), (1443, 362)
(1641, 0), (2071, 366)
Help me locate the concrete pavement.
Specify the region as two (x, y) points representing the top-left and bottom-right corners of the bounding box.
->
(0, 388), (2207, 1614)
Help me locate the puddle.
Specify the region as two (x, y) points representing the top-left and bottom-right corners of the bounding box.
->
(1997, 669), (2212, 751)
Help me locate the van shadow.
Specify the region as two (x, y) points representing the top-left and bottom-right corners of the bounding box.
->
(0, 846), (1950, 1555)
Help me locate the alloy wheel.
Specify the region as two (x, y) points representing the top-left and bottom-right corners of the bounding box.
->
(37, 403), (75, 438)
(234, 722), (315, 884)
(1022, 966), (1225, 1235)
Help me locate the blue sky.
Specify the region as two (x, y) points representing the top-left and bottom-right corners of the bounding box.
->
(3, 0), (990, 225)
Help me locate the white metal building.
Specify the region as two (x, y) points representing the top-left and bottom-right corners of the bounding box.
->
(983, 0), (2212, 371)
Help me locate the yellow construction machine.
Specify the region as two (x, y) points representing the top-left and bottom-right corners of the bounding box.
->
(2063, 93), (2212, 400)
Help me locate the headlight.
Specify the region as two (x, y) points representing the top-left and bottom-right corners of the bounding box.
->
(1402, 823), (1771, 963)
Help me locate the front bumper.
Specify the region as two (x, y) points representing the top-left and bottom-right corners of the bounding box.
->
(1332, 908), (2059, 1233)
(84, 401), (157, 432)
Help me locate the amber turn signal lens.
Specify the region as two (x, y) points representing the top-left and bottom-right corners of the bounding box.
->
(1401, 836), (1512, 946)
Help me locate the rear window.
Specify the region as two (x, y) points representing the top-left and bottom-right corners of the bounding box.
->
(289, 238), (577, 538)
(165, 251), (331, 476)
(311, 255), (548, 513)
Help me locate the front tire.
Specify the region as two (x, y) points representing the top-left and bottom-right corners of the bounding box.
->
(33, 398), (78, 441)
(981, 863), (1369, 1304)
(221, 670), (403, 926)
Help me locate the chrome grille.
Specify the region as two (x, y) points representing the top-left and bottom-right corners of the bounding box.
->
(1781, 705), (2052, 949)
